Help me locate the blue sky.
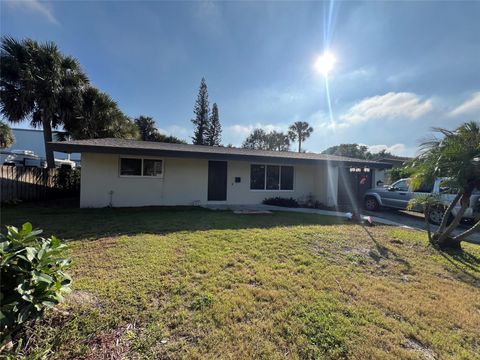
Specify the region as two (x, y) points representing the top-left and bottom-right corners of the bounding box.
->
(2, 0), (479, 156)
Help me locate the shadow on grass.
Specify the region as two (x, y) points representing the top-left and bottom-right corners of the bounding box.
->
(438, 248), (480, 286)
(1, 198), (348, 241)
(361, 225), (412, 272)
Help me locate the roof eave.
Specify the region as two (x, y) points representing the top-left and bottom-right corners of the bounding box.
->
(47, 142), (393, 169)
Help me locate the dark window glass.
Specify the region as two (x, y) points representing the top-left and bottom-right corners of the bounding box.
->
(266, 165), (280, 190)
(394, 180), (409, 191)
(280, 166), (294, 190)
(120, 158), (142, 176)
(250, 165), (265, 189)
(143, 159), (163, 176)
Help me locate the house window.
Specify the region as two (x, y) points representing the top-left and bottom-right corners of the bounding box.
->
(120, 158), (142, 176)
(266, 165), (280, 190)
(143, 159), (163, 176)
(250, 164), (294, 190)
(120, 158), (163, 177)
(250, 164), (265, 190)
(280, 166), (294, 190)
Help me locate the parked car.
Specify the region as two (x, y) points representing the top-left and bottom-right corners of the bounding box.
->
(364, 178), (480, 224)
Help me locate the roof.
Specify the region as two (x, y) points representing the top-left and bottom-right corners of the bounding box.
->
(48, 138), (392, 169)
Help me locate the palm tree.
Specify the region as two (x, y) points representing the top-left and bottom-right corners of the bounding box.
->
(408, 121), (480, 249)
(0, 121), (14, 148)
(135, 116), (159, 141)
(288, 121), (313, 152)
(0, 37), (88, 168)
(62, 86), (138, 140)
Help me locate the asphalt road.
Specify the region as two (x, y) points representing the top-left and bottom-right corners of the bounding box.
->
(365, 209), (480, 244)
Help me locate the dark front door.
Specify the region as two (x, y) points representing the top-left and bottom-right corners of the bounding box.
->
(337, 167), (372, 208)
(208, 161), (227, 201)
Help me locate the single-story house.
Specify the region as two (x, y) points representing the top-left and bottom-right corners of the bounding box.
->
(48, 138), (392, 208)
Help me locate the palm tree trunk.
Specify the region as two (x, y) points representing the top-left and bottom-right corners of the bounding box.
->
(438, 192), (462, 233)
(453, 219), (480, 242)
(435, 189), (473, 248)
(43, 118), (55, 169)
(298, 137), (302, 153)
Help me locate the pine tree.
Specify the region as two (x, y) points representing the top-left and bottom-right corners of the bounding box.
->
(191, 78), (210, 145)
(206, 103), (222, 146)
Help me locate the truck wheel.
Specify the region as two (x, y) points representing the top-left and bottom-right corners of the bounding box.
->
(427, 208), (452, 225)
(365, 197), (379, 211)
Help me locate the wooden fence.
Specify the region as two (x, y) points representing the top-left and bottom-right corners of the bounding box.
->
(0, 166), (80, 202)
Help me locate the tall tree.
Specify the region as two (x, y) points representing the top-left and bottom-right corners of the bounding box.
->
(0, 37), (88, 168)
(62, 86), (138, 140)
(407, 121), (480, 249)
(288, 121), (313, 152)
(206, 103), (222, 146)
(135, 116), (159, 141)
(0, 121), (14, 148)
(191, 78), (210, 145)
(242, 129), (290, 151)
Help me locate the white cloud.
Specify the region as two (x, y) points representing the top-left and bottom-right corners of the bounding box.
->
(6, 0), (59, 24)
(366, 143), (407, 156)
(158, 125), (190, 140)
(341, 92), (433, 124)
(448, 92), (480, 117)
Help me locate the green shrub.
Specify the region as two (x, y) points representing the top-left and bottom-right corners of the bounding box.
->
(262, 197), (299, 208)
(0, 223), (71, 344)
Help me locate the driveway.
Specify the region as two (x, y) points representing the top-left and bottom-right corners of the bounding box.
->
(365, 209), (480, 244)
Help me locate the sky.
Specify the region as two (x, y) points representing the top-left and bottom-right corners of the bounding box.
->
(1, 0), (479, 156)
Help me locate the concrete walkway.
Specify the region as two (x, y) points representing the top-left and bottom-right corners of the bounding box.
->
(203, 204), (480, 244)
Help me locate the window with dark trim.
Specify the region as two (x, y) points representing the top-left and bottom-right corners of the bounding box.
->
(120, 158), (163, 177)
(250, 164), (294, 190)
(250, 164), (265, 190)
(120, 158), (142, 176)
(280, 166), (294, 190)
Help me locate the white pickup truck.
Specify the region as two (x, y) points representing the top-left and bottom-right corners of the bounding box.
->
(364, 178), (480, 224)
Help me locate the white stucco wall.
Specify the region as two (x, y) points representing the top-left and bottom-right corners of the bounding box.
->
(80, 153), (337, 208)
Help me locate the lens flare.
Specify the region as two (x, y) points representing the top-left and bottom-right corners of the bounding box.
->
(314, 51), (336, 75)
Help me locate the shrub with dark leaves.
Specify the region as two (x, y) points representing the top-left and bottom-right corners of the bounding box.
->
(262, 197), (299, 208)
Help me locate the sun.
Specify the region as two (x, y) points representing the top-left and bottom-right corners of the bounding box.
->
(314, 51), (336, 75)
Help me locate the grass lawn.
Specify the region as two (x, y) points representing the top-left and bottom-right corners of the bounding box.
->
(2, 199), (480, 359)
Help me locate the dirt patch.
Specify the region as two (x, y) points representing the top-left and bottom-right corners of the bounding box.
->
(66, 290), (102, 308)
(405, 337), (437, 360)
(84, 323), (138, 360)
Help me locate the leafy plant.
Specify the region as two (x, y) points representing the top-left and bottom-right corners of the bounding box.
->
(262, 197), (299, 208)
(409, 121), (480, 249)
(0, 223), (71, 345)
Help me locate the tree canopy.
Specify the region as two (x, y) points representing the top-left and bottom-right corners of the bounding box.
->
(62, 86), (138, 140)
(242, 129), (290, 151)
(191, 78), (210, 145)
(322, 143), (403, 161)
(0, 121), (14, 148)
(0, 36), (88, 167)
(288, 121), (313, 152)
(206, 103), (222, 146)
(134, 115), (185, 144)
(408, 121), (480, 249)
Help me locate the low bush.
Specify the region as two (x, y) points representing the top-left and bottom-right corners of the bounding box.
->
(262, 197), (299, 208)
(0, 223), (71, 345)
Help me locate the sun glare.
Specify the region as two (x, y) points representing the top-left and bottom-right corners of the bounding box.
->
(314, 51), (336, 75)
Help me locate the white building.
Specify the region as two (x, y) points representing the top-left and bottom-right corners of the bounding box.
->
(50, 138), (390, 208)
